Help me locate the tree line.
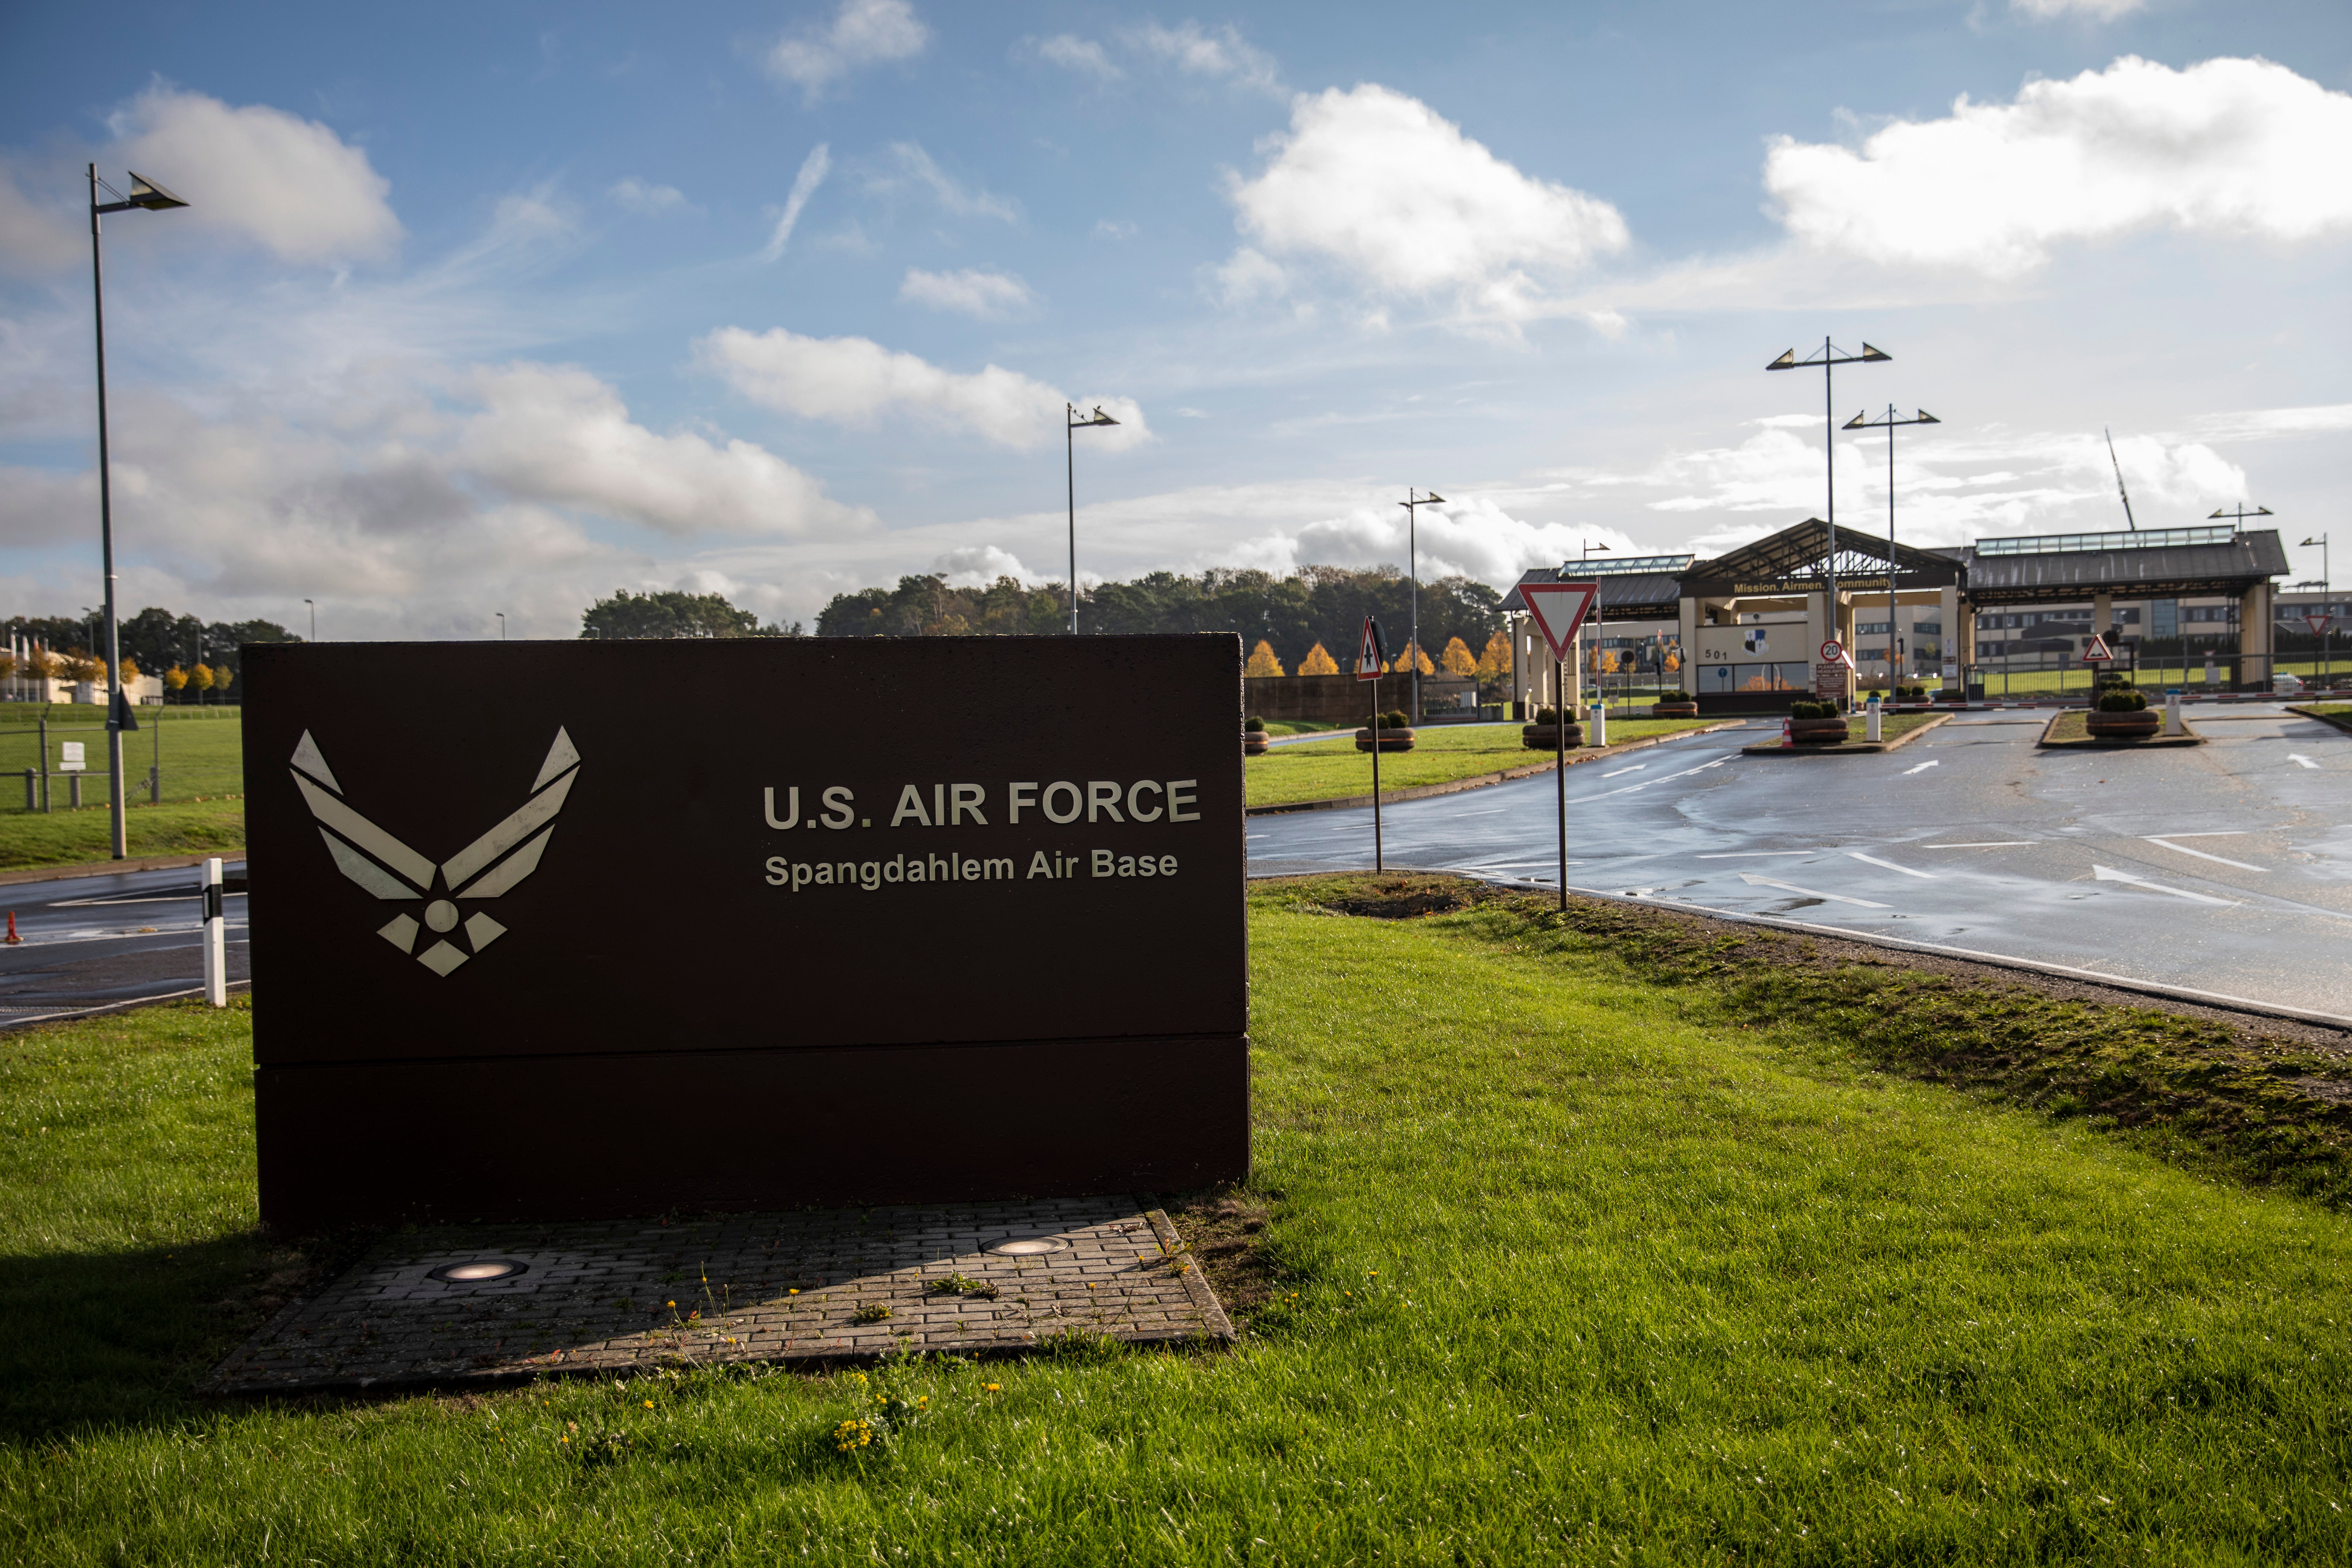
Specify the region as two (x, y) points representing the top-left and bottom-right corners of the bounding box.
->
(812, 565), (1508, 671)
(3, 610), (299, 703)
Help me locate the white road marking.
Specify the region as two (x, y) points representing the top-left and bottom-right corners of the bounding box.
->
(1697, 851), (1814, 858)
(2159, 830), (2250, 837)
(1847, 852), (1936, 879)
(1924, 841), (2034, 848)
(1736, 873), (1890, 909)
(2290, 754), (2322, 769)
(1599, 764), (1650, 778)
(2142, 837), (2264, 871)
(2091, 864), (2240, 906)
(1901, 760), (1939, 776)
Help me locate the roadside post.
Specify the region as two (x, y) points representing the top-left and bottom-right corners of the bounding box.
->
(201, 856), (227, 1007)
(1520, 581), (1599, 912)
(2164, 690), (2183, 736)
(1357, 616), (1387, 871)
(1865, 692), (1882, 742)
(1592, 700), (1608, 747)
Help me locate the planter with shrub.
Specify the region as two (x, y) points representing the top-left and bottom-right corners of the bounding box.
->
(1653, 689), (1699, 718)
(1520, 705), (1584, 750)
(1244, 716), (1269, 756)
(2087, 684), (2160, 739)
(1787, 698), (1850, 744)
(1355, 710), (1416, 752)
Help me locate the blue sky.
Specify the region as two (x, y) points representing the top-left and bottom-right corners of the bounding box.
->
(2, 0), (2348, 638)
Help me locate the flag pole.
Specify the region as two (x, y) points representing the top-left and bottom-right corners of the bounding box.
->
(1555, 649), (1567, 911)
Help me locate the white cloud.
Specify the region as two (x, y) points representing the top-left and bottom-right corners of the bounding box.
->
(1093, 218), (1138, 241)
(759, 144), (833, 261)
(0, 160), (83, 275)
(1129, 21), (1281, 96)
(1766, 56), (2352, 278)
(2011, 0), (2145, 18)
(1224, 85), (1629, 327)
(696, 325), (1147, 452)
(1030, 34), (1121, 81)
(2194, 404), (2352, 443)
(899, 267), (1034, 317)
(934, 544), (1039, 586)
(457, 363), (874, 538)
(763, 0), (929, 100)
(106, 84), (402, 264)
(608, 178), (691, 215)
(875, 142), (1017, 222)
(1212, 246), (1286, 305)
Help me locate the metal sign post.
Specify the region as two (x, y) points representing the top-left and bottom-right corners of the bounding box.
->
(1521, 582), (1599, 912)
(1357, 617), (1387, 871)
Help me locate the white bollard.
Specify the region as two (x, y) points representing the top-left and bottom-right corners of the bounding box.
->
(202, 856), (227, 1007)
(1591, 700), (1607, 746)
(2164, 692), (2183, 736)
(1865, 696), (1883, 742)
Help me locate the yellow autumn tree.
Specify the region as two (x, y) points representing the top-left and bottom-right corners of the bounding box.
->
(1475, 631), (1512, 679)
(1298, 642), (1339, 675)
(118, 655), (140, 685)
(189, 662), (215, 698)
(1244, 639), (1286, 677)
(1439, 636), (1476, 676)
(1390, 642), (1434, 676)
(165, 665), (188, 699)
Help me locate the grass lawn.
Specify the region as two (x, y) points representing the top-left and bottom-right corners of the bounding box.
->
(1246, 719), (1722, 808)
(5, 882), (2352, 1562)
(0, 799), (246, 872)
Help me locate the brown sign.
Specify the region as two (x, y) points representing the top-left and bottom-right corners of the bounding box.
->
(242, 636), (1249, 1229)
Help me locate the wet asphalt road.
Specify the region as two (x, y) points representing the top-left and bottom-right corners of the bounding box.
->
(0, 861), (248, 1026)
(1248, 704), (2352, 1021)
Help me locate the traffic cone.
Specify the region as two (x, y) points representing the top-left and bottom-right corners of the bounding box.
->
(1779, 716), (1793, 749)
(4, 911), (19, 944)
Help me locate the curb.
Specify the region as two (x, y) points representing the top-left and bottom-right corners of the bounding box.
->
(2035, 711), (2206, 749)
(1738, 712), (1951, 757)
(0, 978), (253, 1033)
(2286, 705), (2352, 737)
(1244, 722), (1747, 816)
(0, 849), (247, 887)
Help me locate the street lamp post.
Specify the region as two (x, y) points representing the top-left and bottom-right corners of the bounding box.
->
(2301, 533), (2330, 688)
(1842, 404), (1940, 692)
(304, 598), (316, 642)
(1769, 339), (1889, 699)
(1064, 403), (1120, 634)
(497, 612), (507, 641)
(1396, 489), (1445, 721)
(1579, 540), (1609, 708)
(89, 165), (188, 859)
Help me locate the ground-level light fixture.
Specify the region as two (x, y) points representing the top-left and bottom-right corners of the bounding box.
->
(428, 1259), (530, 1283)
(89, 165), (190, 859)
(988, 1237), (1066, 1257)
(1065, 403), (1121, 634)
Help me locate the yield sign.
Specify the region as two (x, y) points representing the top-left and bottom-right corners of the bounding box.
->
(1355, 616), (1386, 681)
(1521, 581), (1598, 662)
(2309, 613), (2335, 636)
(2081, 633), (2116, 662)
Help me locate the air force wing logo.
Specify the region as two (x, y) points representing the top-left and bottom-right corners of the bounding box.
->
(290, 727), (580, 977)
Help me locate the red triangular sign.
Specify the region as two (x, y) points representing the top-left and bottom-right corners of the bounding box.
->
(2081, 633), (2115, 662)
(1355, 616), (1385, 681)
(2309, 614), (2334, 636)
(1522, 581), (1598, 663)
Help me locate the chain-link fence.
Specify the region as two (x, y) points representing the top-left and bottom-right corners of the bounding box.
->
(0, 706), (244, 811)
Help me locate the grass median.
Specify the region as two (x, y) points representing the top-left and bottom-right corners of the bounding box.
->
(0, 706), (247, 871)
(1246, 718), (1721, 809)
(6, 881), (2352, 1561)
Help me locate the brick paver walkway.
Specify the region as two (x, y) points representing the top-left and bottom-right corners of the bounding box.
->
(210, 1196), (1231, 1393)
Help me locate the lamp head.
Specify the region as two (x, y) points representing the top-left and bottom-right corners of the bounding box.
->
(1765, 349), (1797, 371)
(125, 173), (188, 210)
(1841, 410), (1869, 430)
(1859, 343), (1891, 362)
(1916, 410), (1940, 424)
(2303, 536), (2324, 547)
(1089, 405), (1118, 426)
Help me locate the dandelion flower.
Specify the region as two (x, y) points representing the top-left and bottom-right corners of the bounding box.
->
(984, 1383), (1001, 1393)
(643, 1399), (654, 1409)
